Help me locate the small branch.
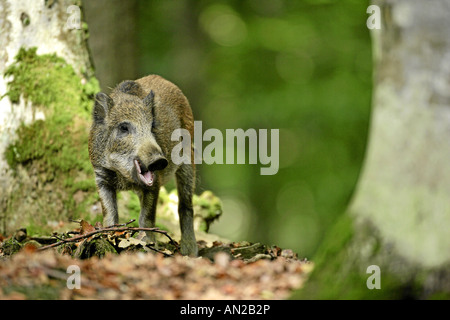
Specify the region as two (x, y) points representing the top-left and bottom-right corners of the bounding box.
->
(29, 236), (58, 244)
(38, 226), (178, 252)
(51, 233), (68, 242)
(144, 244), (173, 257)
(103, 219), (136, 229)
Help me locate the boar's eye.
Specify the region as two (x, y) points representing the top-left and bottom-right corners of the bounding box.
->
(118, 122), (130, 134)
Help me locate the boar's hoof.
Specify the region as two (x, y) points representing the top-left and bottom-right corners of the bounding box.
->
(180, 239), (198, 257)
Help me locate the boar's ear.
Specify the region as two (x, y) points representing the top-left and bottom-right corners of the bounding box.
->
(143, 90), (155, 108)
(118, 81), (144, 97)
(93, 92), (113, 124)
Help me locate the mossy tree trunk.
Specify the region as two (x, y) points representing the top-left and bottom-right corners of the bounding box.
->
(0, 0), (100, 235)
(293, 0), (450, 299)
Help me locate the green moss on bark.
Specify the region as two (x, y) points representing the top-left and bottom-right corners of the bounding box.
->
(2, 47), (100, 233)
(4, 47), (96, 110)
(5, 47), (98, 169)
(290, 214), (368, 299)
(291, 213), (450, 299)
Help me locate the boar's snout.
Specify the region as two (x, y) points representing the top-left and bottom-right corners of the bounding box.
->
(148, 156), (168, 172)
(134, 155), (168, 187)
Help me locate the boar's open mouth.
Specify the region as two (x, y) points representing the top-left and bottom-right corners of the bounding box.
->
(134, 159), (154, 187)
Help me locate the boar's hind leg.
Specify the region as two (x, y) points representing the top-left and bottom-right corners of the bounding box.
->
(137, 188), (159, 244)
(176, 164), (198, 256)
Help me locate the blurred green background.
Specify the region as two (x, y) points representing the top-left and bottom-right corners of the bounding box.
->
(84, 0), (372, 258)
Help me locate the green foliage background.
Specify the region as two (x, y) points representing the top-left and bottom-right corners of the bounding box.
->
(136, 0), (372, 257)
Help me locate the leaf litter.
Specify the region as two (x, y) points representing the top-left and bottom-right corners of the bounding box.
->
(0, 220), (313, 300)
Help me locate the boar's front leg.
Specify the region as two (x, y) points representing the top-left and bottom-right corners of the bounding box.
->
(97, 185), (119, 227)
(136, 187), (159, 244)
(95, 170), (119, 226)
(176, 163), (198, 256)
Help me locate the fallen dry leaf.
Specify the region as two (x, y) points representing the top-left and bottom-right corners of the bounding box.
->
(79, 220), (96, 236)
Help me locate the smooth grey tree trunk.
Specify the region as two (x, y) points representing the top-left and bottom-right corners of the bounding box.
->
(293, 0), (450, 299)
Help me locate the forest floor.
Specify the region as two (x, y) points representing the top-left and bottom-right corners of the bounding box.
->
(0, 220), (313, 300)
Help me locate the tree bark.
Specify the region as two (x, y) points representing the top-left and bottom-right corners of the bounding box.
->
(293, 0), (450, 299)
(0, 0), (99, 234)
(82, 0), (138, 91)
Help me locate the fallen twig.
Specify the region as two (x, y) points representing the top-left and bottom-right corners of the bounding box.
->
(38, 226), (179, 252)
(103, 219), (136, 229)
(51, 233), (68, 242)
(29, 236), (58, 244)
(144, 244), (173, 257)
